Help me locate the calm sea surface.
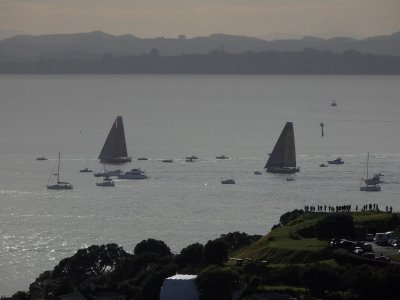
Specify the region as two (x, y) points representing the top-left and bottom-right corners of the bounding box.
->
(1, 75), (400, 295)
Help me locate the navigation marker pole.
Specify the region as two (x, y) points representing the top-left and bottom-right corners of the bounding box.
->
(320, 122), (324, 137)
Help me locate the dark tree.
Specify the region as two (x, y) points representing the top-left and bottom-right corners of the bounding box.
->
(203, 239), (229, 266)
(217, 232), (262, 253)
(196, 266), (243, 300)
(175, 243), (204, 268)
(279, 209), (305, 226)
(29, 244), (130, 299)
(134, 238), (171, 256)
(301, 264), (340, 297)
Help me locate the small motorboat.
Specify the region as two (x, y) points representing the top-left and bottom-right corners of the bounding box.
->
(327, 157), (344, 165)
(185, 155), (199, 160)
(96, 176), (115, 187)
(93, 169), (122, 177)
(319, 163), (328, 167)
(36, 156), (47, 161)
(80, 168), (92, 173)
(221, 179), (235, 184)
(331, 100), (337, 107)
(216, 155), (229, 159)
(162, 159), (173, 163)
(118, 168), (148, 179)
(137, 157), (148, 161)
(186, 158), (195, 162)
(254, 171), (262, 175)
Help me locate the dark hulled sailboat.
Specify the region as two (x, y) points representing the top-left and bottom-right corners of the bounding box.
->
(99, 116), (132, 164)
(264, 122), (300, 174)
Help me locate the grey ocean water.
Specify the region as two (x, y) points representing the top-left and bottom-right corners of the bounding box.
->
(1, 75), (400, 295)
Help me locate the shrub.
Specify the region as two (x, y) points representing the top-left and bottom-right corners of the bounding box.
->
(315, 214), (354, 240)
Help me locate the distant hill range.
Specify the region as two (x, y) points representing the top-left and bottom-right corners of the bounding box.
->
(1, 31), (400, 74)
(1, 30), (400, 62)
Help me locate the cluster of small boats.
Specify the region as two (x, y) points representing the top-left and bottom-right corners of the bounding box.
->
(42, 117), (384, 192)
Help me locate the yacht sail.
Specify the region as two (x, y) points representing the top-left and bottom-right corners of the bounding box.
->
(99, 116), (132, 164)
(264, 122), (300, 174)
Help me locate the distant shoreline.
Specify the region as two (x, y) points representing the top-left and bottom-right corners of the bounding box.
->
(1, 49), (400, 74)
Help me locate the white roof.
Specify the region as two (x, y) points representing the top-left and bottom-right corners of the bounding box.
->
(167, 274), (197, 280)
(160, 274), (199, 300)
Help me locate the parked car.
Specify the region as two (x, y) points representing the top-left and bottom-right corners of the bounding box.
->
(365, 234), (374, 241)
(353, 247), (364, 255)
(361, 243), (372, 251)
(362, 252), (375, 259)
(375, 255), (390, 263)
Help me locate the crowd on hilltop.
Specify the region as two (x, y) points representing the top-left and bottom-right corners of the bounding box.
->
(304, 203), (393, 213)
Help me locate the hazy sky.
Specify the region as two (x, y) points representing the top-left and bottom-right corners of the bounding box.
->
(1, 0), (400, 39)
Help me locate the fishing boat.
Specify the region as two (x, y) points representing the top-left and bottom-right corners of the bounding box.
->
(360, 153), (381, 192)
(264, 122), (300, 174)
(327, 157), (344, 165)
(47, 152), (73, 190)
(118, 168), (148, 179)
(96, 176), (115, 187)
(98, 116), (132, 164)
(221, 179), (235, 184)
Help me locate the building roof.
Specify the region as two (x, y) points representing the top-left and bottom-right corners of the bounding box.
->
(167, 274), (197, 280)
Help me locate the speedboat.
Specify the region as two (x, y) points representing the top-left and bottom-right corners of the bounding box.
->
(80, 168), (92, 173)
(137, 157), (148, 161)
(36, 156), (47, 161)
(162, 159), (173, 163)
(216, 155), (229, 159)
(118, 168), (148, 179)
(221, 179), (235, 184)
(254, 171), (262, 175)
(327, 157), (344, 165)
(96, 176), (115, 187)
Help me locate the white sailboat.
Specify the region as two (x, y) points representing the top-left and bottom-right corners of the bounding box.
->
(360, 153), (381, 192)
(47, 152), (73, 190)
